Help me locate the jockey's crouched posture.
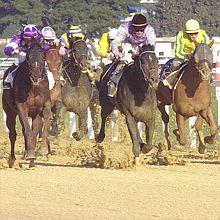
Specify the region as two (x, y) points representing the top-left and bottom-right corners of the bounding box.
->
(162, 19), (211, 88)
(108, 13), (156, 97)
(3, 24), (44, 89)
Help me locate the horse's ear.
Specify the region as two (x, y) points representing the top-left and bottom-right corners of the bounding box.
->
(208, 39), (214, 48)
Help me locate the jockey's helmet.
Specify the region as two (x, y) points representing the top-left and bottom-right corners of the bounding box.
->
(131, 14), (147, 30)
(42, 26), (56, 40)
(23, 24), (39, 40)
(108, 28), (118, 40)
(185, 19), (200, 33)
(68, 25), (85, 39)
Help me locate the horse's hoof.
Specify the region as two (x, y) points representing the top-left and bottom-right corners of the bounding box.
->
(25, 152), (36, 160)
(204, 136), (214, 145)
(141, 144), (153, 154)
(95, 134), (105, 143)
(49, 130), (57, 136)
(72, 132), (81, 141)
(173, 129), (180, 140)
(198, 142), (206, 154)
(29, 159), (36, 168)
(134, 157), (140, 167)
(8, 157), (16, 168)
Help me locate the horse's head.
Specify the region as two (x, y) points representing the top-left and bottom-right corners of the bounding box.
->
(69, 38), (89, 72)
(46, 43), (62, 82)
(26, 40), (46, 86)
(191, 40), (214, 81)
(134, 44), (160, 90)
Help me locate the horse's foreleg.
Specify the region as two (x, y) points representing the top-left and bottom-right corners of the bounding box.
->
(195, 115), (206, 154)
(40, 101), (52, 153)
(5, 111), (17, 167)
(201, 107), (218, 145)
(56, 102), (67, 132)
(50, 101), (61, 136)
(30, 115), (44, 167)
(158, 103), (171, 150)
(73, 109), (88, 141)
(17, 108), (35, 160)
(175, 113), (187, 145)
(125, 112), (140, 158)
(89, 99), (100, 138)
(142, 117), (155, 154)
(96, 103), (114, 143)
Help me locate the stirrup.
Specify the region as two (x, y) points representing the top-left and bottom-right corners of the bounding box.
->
(3, 82), (12, 90)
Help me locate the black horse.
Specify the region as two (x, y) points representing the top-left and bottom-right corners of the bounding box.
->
(50, 39), (95, 140)
(96, 45), (160, 164)
(2, 41), (51, 168)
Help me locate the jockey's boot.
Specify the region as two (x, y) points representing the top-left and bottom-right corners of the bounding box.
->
(107, 80), (117, 97)
(107, 62), (125, 97)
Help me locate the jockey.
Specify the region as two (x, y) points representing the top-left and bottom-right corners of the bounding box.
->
(4, 24), (44, 89)
(108, 13), (156, 97)
(98, 28), (118, 66)
(60, 25), (85, 49)
(163, 19), (211, 88)
(41, 26), (66, 55)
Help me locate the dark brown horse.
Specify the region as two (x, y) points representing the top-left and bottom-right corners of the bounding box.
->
(2, 41), (51, 167)
(96, 45), (160, 165)
(50, 39), (97, 140)
(157, 41), (217, 153)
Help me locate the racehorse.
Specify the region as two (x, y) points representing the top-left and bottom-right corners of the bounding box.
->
(45, 43), (63, 111)
(50, 38), (96, 140)
(2, 40), (51, 167)
(157, 41), (217, 153)
(96, 45), (160, 164)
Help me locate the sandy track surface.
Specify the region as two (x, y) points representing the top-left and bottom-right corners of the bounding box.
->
(1, 160), (220, 220)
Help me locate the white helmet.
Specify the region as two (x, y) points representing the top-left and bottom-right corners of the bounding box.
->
(42, 26), (56, 40)
(108, 28), (118, 40)
(185, 19), (200, 33)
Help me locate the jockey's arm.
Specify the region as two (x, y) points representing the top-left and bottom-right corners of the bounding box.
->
(175, 31), (186, 61)
(111, 24), (126, 58)
(4, 35), (20, 56)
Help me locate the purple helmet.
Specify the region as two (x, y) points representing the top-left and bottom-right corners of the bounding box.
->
(22, 24), (39, 40)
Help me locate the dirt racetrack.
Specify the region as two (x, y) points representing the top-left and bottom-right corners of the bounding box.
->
(0, 129), (220, 220)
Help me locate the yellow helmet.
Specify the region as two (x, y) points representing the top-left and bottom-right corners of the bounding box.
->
(68, 25), (85, 39)
(185, 19), (200, 33)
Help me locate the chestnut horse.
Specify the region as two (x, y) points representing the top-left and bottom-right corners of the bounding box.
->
(96, 45), (160, 164)
(2, 41), (51, 167)
(157, 41), (217, 153)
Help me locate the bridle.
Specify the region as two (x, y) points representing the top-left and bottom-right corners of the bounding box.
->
(138, 50), (158, 83)
(69, 39), (88, 66)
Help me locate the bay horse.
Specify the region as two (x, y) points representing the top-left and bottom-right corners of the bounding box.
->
(157, 41), (217, 153)
(96, 45), (160, 164)
(2, 40), (51, 167)
(50, 38), (95, 140)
